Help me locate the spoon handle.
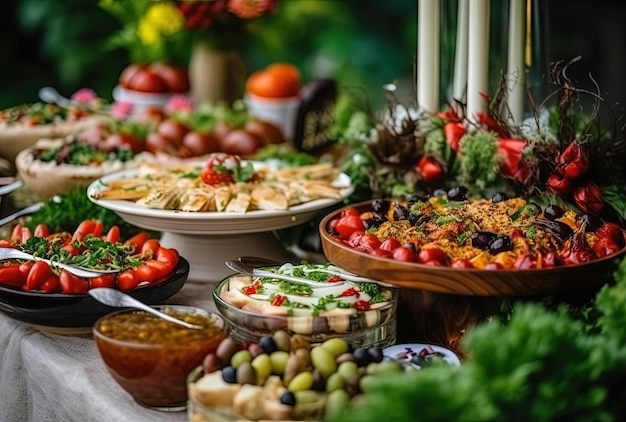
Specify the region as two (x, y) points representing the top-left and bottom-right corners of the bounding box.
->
(123, 296), (201, 330)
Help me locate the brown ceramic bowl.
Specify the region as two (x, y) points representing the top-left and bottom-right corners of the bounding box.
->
(319, 201), (626, 296)
(93, 305), (226, 411)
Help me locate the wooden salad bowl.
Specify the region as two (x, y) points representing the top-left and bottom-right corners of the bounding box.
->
(319, 201), (626, 297)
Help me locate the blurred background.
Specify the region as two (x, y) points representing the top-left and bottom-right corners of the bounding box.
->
(1, 0), (625, 111)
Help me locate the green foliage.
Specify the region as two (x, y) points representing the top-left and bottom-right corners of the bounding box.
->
(329, 257), (626, 422)
(456, 131), (500, 190)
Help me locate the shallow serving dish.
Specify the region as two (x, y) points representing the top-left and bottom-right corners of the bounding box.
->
(0, 257), (189, 329)
(213, 272), (398, 349)
(319, 201), (626, 296)
(86, 167), (353, 235)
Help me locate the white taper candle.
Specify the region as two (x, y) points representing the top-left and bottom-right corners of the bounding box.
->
(417, 0), (440, 113)
(452, 0), (469, 104)
(506, 0), (526, 124)
(466, 0), (490, 123)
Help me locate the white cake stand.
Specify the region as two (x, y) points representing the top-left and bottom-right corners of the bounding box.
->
(87, 169), (352, 282)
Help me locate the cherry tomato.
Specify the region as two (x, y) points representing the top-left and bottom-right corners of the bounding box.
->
(125, 232), (151, 253)
(451, 259), (474, 268)
(246, 63), (301, 98)
(105, 226), (121, 243)
(593, 237), (622, 258)
(63, 242), (84, 256)
(92, 221), (104, 238)
(26, 261), (53, 291)
(145, 132), (177, 154)
(379, 238), (401, 252)
(335, 215), (365, 240)
(116, 270), (139, 291)
(59, 270), (89, 294)
(341, 208), (361, 218)
(417, 247), (449, 266)
(133, 265), (159, 284)
(40, 274), (61, 293)
(19, 261), (35, 278)
(182, 131), (220, 156)
(127, 68), (168, 93)
(90, 274), (116, 289)
(484, 262), (504, 270)
(73, 220), (96, 241)
(417, 156), (445, 186)
(346, 231), (365, 248)
(354, 300), (371, 311)
(34, 223), (50, 238)
(595, 223), (624, 247)
(539, 252), (561, 268)
(514, 255), (537, 270)
(0, 264), (26, 288)
(119, 63), (145, 89)
(145, 259), (172, 280)
(156, 247), (179, 266)
(11, 224), (23, 243)
(370, 248), (393, 258)
(141, 239), (162, 257)
(357, 233), (381, 254)
(101, 133), (143, 154)
(243, 119), (285, 145)
(392, 246), (417, 262)
(0, 240), (13, 248)
(21, 227), (32, 244)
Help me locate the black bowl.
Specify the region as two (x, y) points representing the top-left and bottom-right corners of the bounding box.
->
(0, 257), (190, 329)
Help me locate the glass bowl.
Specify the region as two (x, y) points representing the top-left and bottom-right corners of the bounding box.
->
(213, 274), (398, 349)
(93, 305), (226, 411)
(187, 366), (326, 422)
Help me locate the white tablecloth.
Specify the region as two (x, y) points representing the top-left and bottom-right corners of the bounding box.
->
(0, 281), (218, 422)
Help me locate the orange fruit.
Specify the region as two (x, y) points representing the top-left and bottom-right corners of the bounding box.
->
(246, 62), (301, 98)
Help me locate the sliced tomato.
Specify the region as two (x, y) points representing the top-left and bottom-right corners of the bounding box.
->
(379, 238), (401, 252)
(90, 274), (116, 289)
(40, 274), (61, 292)
(59, 270), (89, 294)
(141, 239), (162, 258)
(26, 261), (53, 291)
(105, 226), (121, 243)
(34, 223), (50, 238)
(133, 264), (159, 284)
(125, 232), (151, 253)
(335, 215), (364, 239)
(0, 264), (26, 288)
(72, 220), (97, 241)
(116, 270), (139, 291)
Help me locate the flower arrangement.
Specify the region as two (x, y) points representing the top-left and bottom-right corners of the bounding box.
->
(334, 60), (626, 223)
(100, 0), (279, 64)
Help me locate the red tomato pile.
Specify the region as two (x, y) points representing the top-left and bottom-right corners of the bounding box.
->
(0, 221), (179, 294)
(119, 62), (190, 93)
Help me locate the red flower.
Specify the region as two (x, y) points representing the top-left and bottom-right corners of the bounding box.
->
(444, 122), (465, 153)
(557, 142), (589, 181)
(572, 180), (604, 215)
(498, 138), (531, 184)
(476, 112), (510, 138)
(546, 172), (572, 196)
(227, 0), (276, 19)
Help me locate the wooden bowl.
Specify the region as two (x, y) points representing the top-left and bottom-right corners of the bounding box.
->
(319, 201), (626, 297)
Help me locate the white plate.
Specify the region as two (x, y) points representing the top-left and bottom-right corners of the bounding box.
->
(86, 166), (354, 235)
(383, 343), (462, 367)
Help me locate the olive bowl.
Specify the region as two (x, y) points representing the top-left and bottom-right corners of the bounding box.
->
(319, 201), (626, 297)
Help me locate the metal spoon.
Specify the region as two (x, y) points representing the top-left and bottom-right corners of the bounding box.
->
(0, 202), (45, 227)
(38, 86), (75, 108)
(225, 260), (346, 288)
(0, 179), (24, 196)
(0, 248), (117, 279)
(89, 287), (203, 330)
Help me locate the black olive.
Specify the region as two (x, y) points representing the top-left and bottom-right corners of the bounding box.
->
(259, 336), (277, 354)
(405, 193), (426, 204)
(544, 204), (565, 220)
(371, 199), (390, 215)
(363, 218), (385, 230)
(431, 189), (447, 197)
(471, 231), (498, 250)
(491, 192), (509, 203)
(221, 366), (237, 384)
(488, 235), (514, 254)
(353, 348), (371, 367)
(447, 186), (469, 201)
(582, 213), (603, 232)
(393, 205), (410, 221)
(280, 391), (297, 406)
(367, 347), (384, 363)
(535, 219), (573, 240)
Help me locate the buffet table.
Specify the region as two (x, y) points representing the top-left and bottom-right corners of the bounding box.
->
(0, 281), (215, 422)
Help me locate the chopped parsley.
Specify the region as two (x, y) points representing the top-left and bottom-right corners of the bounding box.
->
(278, 281), (313, 296)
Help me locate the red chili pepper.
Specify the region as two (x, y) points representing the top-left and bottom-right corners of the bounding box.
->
(476, 112), (510, 138)
(242, 281), (260, 296)
(557, 143), (589, 181)
(498, 138), (531, 184)
(340, 287), (360, 297)
(354, 300), (371, 311)
(271, 294), (287, 306)
(326, 276), (344, 283)
(572, 180), (604, 215)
